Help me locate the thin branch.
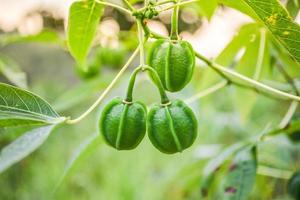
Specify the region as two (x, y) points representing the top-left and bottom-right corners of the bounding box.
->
(122, 0), (136, 11)
(279, 101), (298, 129)
(158, 0), (199, 12)
(276, 63), (300, 96)
(185, 80), (228, 104)
(156, 0), (175, 6)
(94, 0), (132, 15)
(66, 47), (140, 124)
(253, 29), (266, 80)
(137, 20), (145, 66)
(195, 51), (300, 102)
(197, 65), (294, 101)
(276, 60), (299, 129)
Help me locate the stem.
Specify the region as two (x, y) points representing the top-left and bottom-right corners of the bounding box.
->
(185, 80), (228, 104)
(158, 0), (199, 12)
(279, 101), (298, 129)
(125, 67), (142, 102)
(205, 63), (232, 82)
(276, 59), (299, 129)
(195, 51), (300, 102)
(170, 0), (179, 40)
(156, 0), (175, 5)
(262, 79), (300, 93)
(137, 19), (145, 66)
(142, 23), (168, 39)
(276, 63), (300, 96)
(253, 29), (266, 80)
(257, 165), (293, 179)
(94, 0), (132, 14)
(122, 0), (136, 11)
(144, 66), (170, 104)
(66, 47), (140, 124)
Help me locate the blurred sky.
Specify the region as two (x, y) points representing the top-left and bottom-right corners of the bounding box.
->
(0, 0), (299, 57)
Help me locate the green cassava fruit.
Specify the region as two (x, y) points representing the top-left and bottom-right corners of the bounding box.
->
(147, 39), (195, 92)
(288, 172), (300, 200)
(99, 97), (147, 150)
(147, 99), (198, 154)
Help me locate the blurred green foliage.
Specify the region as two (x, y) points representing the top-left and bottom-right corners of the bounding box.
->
(0, 0), (300, 199)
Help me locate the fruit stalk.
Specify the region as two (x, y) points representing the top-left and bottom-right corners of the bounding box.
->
(125, 67), (141, 102)
(144, 66), (170, 104)
(170, 0), (179, 40)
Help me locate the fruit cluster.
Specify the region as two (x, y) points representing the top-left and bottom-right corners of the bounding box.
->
(99, 38), (198, 154)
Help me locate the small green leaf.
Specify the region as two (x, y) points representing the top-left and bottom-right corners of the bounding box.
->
(202, 145), (256, 199)
(286, 0), (300, 19)
(272, 41), (300, 78)
(0, 125), (56, 173)
(67, 0), (103, 67)
(218, 0), (258, 19)
(204, 142), (250, 176)
(0, 83), (64, 127)
(216, 23), (260, 66)
(257, 140), (294, 169)
(0, 56), (27, 89)
(234, 30), (261, 121)
(200, 23), (259, 90)
(198, 0), (218, 20)
(243, 0), (300, 63)
(221, 147), (257, 200)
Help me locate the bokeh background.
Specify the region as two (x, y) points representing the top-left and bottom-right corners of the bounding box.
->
(0, 0), (300, 199)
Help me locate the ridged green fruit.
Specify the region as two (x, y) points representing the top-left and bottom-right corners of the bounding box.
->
(147, 99), (198, 154)
(99, 97), (147, 150)
(147, 39), (195, 92)
(288, 172), (300, 200)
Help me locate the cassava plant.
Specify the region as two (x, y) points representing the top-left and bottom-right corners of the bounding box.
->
(1, 0), (300, 199)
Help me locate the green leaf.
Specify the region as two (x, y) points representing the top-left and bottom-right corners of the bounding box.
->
(286, 0), (300, 19)
(204, 142), (250, 176)
(198, 0), (218, 20)
(216, 23), (259, 66)
(0, 125), (56, 173)
(257, 139), (294, 169)
(234, 87), (257, 122)
(67, 0), (103, 67)
(234, 29), (261, 121)
(218, 0), (258, 19)
(0, 29), (61, 46)
(272, 41), (300, 78)
(202, 145), (256, 199)
(200, 23), (259, 90)
(0, 83), (64, 127)
(221, 147), (257, 200)
(198, 23), (257, 90)
(0, 55), (27, 89)
(243, 0), (300, 63)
